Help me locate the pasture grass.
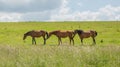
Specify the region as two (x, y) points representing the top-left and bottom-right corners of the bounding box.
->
(0, 45), (119, 67)
(0, 21), (120, 67)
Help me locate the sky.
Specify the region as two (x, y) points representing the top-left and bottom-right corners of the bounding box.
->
(0, 0), (120, 22)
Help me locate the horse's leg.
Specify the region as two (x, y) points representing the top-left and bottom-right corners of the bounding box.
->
(58, 37), (62, 45)
(43, 36), (46, 45)
(58, 37), (60, 45)
(59, 38), (62, 45)
(32, 37), (34, 44)
(72, 38), (74, 45)
(92, 37), (96, 45)
(69, 37), (71, 45)
(69, 37), (74, 45)
(81, 38), (83, 45)
(33, 37), (36, 45)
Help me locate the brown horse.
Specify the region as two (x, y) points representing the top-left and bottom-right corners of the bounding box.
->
(74, 29), (97, 45)
(47, 30), (75, 45)
(23, 30), (48, 45)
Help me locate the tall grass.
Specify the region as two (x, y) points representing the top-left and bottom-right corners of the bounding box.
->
(0, 45), (119, 67)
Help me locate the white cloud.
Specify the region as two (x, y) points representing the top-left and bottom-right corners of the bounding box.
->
(50, 4), (120, 21)
(77, 2), (83, 7)
(0, 12), (22, 22)
(21, 11), (51, 21)
(0, 0), (120, 22)
(72, 11), (100, 21)
(0, 0), (31, 5)
(98, 5), (120, 20)
(50, 0), (73, 21)
(0, 0), (63, 12)
(115, 15), (120, 20)
(0, 0), (65, 22)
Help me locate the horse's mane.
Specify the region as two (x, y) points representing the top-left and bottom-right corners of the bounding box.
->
(25, 30), (33, 35)
(75, 29), (83, 35)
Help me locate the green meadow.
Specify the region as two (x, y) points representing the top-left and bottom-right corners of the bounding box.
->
(0, 21), (120, 67)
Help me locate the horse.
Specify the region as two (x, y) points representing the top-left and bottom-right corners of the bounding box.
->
(74, 29), (97, 45)
(47, 30), (76, 45)
(23, 30), (48, 45)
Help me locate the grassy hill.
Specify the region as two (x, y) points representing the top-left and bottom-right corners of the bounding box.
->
(0, 21), (120, 67)
(0, 21), (120, 45)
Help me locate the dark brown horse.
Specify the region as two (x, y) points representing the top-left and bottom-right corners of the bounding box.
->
(23, 30), (48, 45)
(74, 29), (97, 45)
(47, 30), (75, 45)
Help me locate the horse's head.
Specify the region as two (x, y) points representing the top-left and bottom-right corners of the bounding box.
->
(95, 31), (97, 36)
(47, 32), (52, 39)
(90, 30), (97, 36)
(94, 31), (97, 37)
(23, 33), (27, 40)
(23, 31), (30, 40)
(23, 31), (32, 40)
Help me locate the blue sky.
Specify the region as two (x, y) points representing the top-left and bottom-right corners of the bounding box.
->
(68, 0), (120, 11)
(0, 0), (120, 22)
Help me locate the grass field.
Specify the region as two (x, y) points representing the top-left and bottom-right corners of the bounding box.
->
(0, 21), (120, 67)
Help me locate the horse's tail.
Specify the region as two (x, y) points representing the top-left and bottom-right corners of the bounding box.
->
(45, 32), (49, 39)
(72, 32), (76, 38)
